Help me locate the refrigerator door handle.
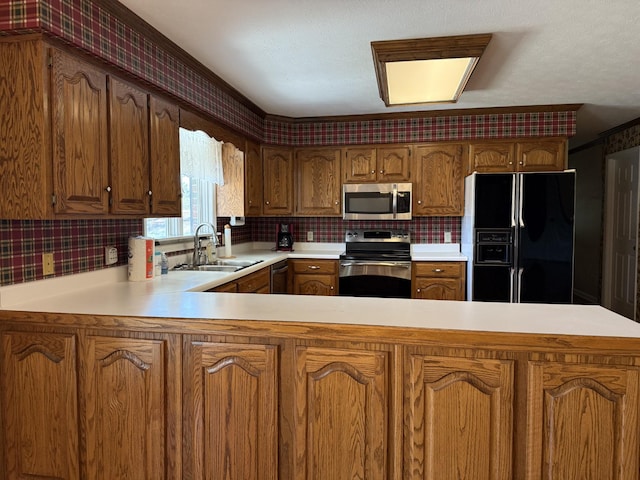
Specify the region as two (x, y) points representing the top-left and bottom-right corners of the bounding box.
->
(511, 178), (517, 227)
(518, 175), (525, 228)
(517, 267), (524, 303)
(509, 267), (515, 302)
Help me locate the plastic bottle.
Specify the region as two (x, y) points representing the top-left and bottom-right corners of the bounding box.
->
(160, 252), (169, 275)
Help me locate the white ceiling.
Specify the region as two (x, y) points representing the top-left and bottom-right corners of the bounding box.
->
(119, 0), (640, 147)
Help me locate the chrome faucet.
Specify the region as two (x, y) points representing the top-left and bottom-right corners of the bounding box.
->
(192, 223), (219, 267)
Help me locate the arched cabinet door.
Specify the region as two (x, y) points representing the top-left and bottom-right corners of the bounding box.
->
(526, 361), (640, 479)
(182, 340), (279, 480)
(293, 346), (389, 479)
(1, 331), (80, 480)
(405, 353), (515, 479)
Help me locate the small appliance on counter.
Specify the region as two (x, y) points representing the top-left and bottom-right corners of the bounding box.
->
(276, 223), (294, 251)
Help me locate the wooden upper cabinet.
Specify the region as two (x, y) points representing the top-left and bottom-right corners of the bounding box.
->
(217, 142), (245, 217)
(295, 148), (341, 216)
(468, 141), (516, 174)
(405, 353), (514, 479)
(1, 331), (80, 480)
(262, 146), (294, 216)
(109, 76), (150, 215)
(149, 95), (181, 216)
(245, 139), (263, 216)
(516, 138), (567, 172)
(468, 138), (567, 174)
(51, 47), (110, 215)
(343, 145), (411, 183)
(413, 143), (466, 216)
(526, 360), (640, 479)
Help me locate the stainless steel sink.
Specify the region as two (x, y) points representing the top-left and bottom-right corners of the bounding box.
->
(189, 259), (263, 272)
(211, 259), (263, 268)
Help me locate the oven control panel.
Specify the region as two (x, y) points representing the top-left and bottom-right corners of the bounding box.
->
(344, 229), (410, 243)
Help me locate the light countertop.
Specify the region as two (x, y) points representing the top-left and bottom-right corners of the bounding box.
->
(1, 242), (638, 339)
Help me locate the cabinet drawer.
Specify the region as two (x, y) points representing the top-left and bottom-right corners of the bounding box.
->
(291, 259), (337, 275)
(413, 262), (464, 278)
(237, 268), (270, 293)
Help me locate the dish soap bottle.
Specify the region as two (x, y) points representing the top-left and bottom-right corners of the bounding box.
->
(160, 252), (169, 275)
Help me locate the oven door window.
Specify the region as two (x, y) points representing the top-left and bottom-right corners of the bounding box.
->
(345, 192), (393, 214)
(340, 274), (410, 298)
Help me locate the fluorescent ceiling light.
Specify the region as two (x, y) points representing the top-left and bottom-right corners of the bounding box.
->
(371, 34), (492, 106)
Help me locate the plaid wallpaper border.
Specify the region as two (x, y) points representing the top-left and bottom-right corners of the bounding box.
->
(0, 219), (141, 286)
(0, 1), (577, 147)
(264, 111), (577, 146)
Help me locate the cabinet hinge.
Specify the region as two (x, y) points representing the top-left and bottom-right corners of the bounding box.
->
(51, 194), (57, 205)
(47, 55), (53, 69)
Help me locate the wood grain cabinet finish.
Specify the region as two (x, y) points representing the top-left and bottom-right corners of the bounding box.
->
(468, 138), (567, 174)
(413, 144), (466, 216)
(217, 142), (245, 217)
(405, 353), (514, 479)
(183, 340), (278, 480)
(244, 139), (264, 216)
(526, 360), (640, 480)
(293, 346), (389, 479)
(51, 47), (110, 215)
(295, 148), (341, 216)
(207, 267), (271, 293)
(109, 76), (150, 215)
(343, 146), (411, 183)
(80, 334), (180, 480)
(149, 95), (181, 216)
(262, 146), (294, 216)
(290, 259), (338, 296)
(1, 331), (80, 480)
(412, 261), (466, 300)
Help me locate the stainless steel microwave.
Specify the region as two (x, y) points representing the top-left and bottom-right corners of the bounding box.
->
(342, 183), (412, 220)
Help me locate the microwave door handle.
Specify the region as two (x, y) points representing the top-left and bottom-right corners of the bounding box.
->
(392, 184), (398, 219)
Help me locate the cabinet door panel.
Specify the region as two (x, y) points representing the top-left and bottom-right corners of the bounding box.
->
(51, 49), (109, 215)
(245, 139), (263, 216)
(82, 336), (172, 480)
(295, 148), (341, 216)
(406, 354), (514, 480)
(109, 77), (149, 215)
(414, 277), (462, 300)
(262, 147), (293, 215)
(413, 144), (465, 216)
(149, 96), (181, 216)
(294, 346), (388, 479)
(183, 341), (278, 480)
(217, 143), (245, 217)
(526, 361), (640, 480)
(517, 139), (566, 172)
(468, 141), (516, 174)
(343, 147), (377, 183)
(378, 146), (411, 182)
(1, 331), (79, 480)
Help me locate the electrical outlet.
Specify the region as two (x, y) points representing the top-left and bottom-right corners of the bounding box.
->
(307, 231), (314, 242)
(444, 231), (452, 243)
(42, 253), (54, 276)
(105, 246), (118, 265)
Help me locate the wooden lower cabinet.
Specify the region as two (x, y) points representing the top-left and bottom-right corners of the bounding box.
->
(405, 352), (514, 479)
(207, 266), (271, 293)
(292, 345), (390, 479)
(290, 259), (338, 295)
(4, 315), (640, 479)
(412, 261), (466, 300)
(1, 331), (80, 480)
(183, 339), (278, 480)
(526, 359), (640, 479)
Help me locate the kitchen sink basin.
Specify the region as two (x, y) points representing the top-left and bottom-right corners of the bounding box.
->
(188, 259), (264, 272)
(211, 259), (263, 267)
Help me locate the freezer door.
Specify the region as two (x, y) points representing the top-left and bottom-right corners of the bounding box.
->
(473, 265), (513, 302)
(518, 172), (575, 303)
(474, 174), (516, 229)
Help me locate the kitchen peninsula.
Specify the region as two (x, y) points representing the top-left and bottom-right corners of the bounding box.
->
(1, 255), (640, 479)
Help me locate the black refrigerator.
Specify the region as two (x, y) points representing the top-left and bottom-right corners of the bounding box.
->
(461, 171), (575, 303)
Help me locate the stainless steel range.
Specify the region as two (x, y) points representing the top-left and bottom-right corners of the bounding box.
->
(339, 229), (412, 298)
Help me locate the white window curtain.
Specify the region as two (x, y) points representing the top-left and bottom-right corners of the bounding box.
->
(179, 128), (224, 185)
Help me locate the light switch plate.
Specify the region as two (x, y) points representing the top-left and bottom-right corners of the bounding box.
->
(105, 246), (118, 265)
(444, 231), (452, 243)
(307, 231), (314, 242)
(42, 253), (54, 276)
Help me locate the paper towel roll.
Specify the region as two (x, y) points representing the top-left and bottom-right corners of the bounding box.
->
(128, 236), (154, 281)
(224, 225), (232, 258)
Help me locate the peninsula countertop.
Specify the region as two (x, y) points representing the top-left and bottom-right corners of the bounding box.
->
(0, 242), (637, 339)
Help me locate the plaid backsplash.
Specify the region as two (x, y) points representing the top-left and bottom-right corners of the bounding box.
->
(0, 219), (142, 286)
(248, 217), (461, 244)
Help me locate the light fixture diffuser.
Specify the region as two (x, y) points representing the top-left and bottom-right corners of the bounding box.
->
(371, 34), (492, 106)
